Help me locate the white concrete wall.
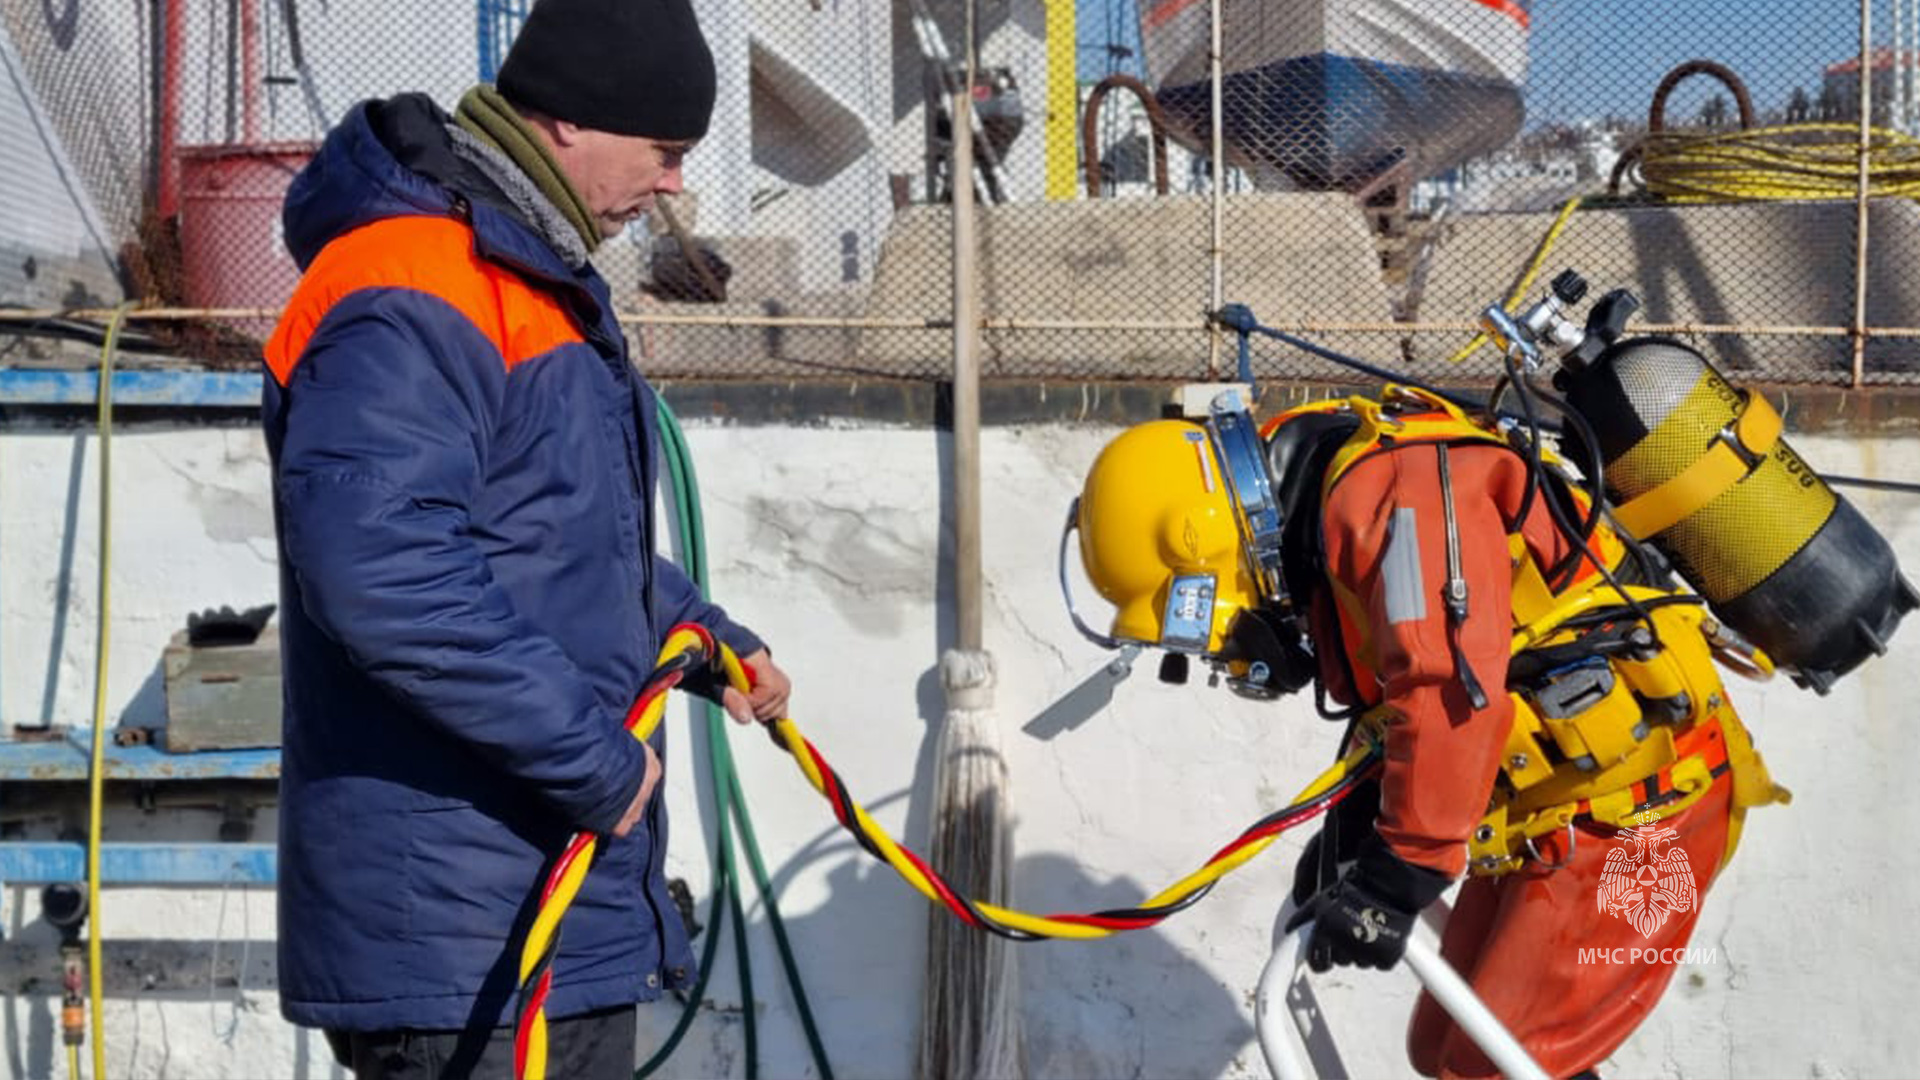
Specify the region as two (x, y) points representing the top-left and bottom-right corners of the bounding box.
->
(0, 415), (1915, 1079)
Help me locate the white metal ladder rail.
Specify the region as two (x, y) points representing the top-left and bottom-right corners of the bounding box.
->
(1257, 904), (1550, 1080)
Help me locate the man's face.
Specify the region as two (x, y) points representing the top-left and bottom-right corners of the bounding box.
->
(560, 126), (696, 239)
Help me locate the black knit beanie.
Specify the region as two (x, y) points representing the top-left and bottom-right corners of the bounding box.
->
(497, 0), (716, 141)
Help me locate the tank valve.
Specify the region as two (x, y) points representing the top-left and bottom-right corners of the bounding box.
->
(1481, 269), (1593, 373)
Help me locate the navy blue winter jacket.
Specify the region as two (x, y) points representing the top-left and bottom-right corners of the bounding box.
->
(262, 95), (761, 1032)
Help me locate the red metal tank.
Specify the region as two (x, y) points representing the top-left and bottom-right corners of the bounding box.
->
(177, 141), (317, 341)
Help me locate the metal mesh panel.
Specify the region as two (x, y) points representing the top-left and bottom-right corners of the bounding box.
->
(1608, 339), (1719, 439)
(0, 0), (148, 310)
(5, 0), (1920, 384)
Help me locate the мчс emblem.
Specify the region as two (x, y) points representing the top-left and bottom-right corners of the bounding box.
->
(1597, 814), (1698, 939)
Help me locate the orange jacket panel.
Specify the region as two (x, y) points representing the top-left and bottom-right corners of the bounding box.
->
(1321, 440), (1595, 877)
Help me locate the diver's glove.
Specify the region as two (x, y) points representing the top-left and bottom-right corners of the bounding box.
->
(1285, 837), (1450, 973)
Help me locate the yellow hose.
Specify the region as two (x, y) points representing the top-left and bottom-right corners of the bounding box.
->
(717, 641), (1377, 941)
(521, 626), (1379, 1080)
(1448, 194), (1584, 364)
(85, 302), (134, 1080)
(517, 626), (1377, 1076)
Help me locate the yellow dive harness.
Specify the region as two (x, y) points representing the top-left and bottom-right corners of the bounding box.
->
(1287, 385), (1791, 878)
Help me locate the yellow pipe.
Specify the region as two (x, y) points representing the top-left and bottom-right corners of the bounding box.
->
(87, 302), (135, 1080)
(1044, 0), (1078, 200)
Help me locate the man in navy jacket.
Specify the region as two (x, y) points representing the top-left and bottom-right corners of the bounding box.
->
(262, 0), (789, 1074)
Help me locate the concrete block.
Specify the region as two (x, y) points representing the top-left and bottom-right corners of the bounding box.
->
(1406, 199), (1920, 381)
(860, 193), (1395, 379)
(669, 234), (805, 301)
(161, 629), (282, 752)
(630, 290), (866, 379)
(619, 233), (878, 379)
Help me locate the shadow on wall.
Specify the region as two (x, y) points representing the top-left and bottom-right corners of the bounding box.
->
(1017, 853), (1256, 1078)
(1623, 205), (1758, 370)
(635, 839), (1254, 1078)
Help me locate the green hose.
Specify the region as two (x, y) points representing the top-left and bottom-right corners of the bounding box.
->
(641, 398), (834, 1080)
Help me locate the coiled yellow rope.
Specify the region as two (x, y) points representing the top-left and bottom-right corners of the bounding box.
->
(1639, 122), (1920, 203)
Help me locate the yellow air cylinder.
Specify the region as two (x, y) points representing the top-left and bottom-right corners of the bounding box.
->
(1559, 337), (1916, 692)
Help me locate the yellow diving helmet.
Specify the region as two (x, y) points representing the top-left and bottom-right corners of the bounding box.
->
(1063, 391), (1311, 697)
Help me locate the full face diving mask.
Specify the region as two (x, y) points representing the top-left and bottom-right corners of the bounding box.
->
(1061, 391), (1315, 699)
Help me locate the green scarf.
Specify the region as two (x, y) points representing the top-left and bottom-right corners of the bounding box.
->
(455, 84), (601, 253)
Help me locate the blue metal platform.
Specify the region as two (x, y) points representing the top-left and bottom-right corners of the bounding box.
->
(0, 368), (262, 408)
(0, 368), (277, 893)
(0, 842), (276, 884)
(0, 729), (279, 886)
(0, 727), (279, 782)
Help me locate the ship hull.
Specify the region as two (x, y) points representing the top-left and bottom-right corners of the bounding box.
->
(1141, 0), (1529, 187)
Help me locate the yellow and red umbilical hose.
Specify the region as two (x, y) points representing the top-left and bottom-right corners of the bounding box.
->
(514, 623), (1381, 1078)
(513, 623), (717, 1080)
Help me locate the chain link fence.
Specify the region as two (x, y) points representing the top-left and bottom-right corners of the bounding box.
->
(4, 0), (1918, 384)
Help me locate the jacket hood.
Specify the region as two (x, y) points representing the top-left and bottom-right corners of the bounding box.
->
(282, 94), (578, 284)
(282, 96), (458, 270)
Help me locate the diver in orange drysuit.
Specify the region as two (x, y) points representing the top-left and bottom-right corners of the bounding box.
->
(1275, 399), (1743, 1080)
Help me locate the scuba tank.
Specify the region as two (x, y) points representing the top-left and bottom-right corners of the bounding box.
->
(1484, 272), (1918, 693)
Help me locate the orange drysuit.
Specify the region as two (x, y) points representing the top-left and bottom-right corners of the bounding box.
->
(1314, 435), (1736, 1080)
